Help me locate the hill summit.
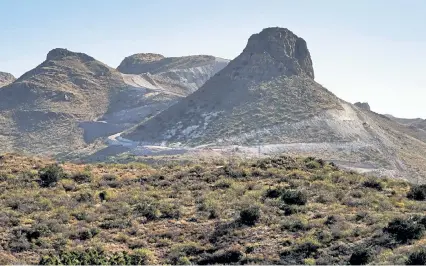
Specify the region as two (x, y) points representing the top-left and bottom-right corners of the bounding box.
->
(123, 27), (341, 145)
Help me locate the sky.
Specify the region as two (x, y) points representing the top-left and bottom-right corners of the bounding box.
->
(0, 0), (425, 118)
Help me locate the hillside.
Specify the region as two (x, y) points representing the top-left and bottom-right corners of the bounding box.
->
(2, 153), (426, 264)
(0, 49), (228, 156)
(0, 48), (130, 154)
(118, 27), (426, 181)
(386, 114), (426, 131)
(0, 71), (15, 88)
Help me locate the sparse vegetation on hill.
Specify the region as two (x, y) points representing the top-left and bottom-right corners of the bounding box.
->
(1, 153), (426, 264)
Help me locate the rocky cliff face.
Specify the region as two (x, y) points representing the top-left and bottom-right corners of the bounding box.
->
(0, 71), (15, 88)
(354, 102), (371, 111)
(241, 27), (314, 79)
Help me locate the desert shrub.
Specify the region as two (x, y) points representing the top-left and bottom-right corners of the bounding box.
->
(129, 248), (155, 265)
(281, 189), (307, 205)
(102, 174), (117, 181)
(306, 161), (321, 169)
(304, 157), (323, 169)
(384, 217), (425, 243)
(169, 242), (204, 264)
(71, 171), (92, 183)
(40, 249), (108, 265)
(72, 212), (88, 221)
(281, 217), (309, 232)
(406, 249), (426, 265)
(159, 201), (181, 219)
(198, 249), (243, 265)
(39, 249), (155, 265)
(349, 246), (374, 265)
(8, 237), (31, 252)
(213, 178), (233, 189)
(239, 205), (260, 226)
(223, 164), (247, 178)
(100, 174), (121, 188)
(39, 164), (67, 187)
(71, 228), (100, 241)
(133, 201), (160, 221)
(407, 184), (426, 201)
(281, 238), (321, 264)
(99, 217), (130, 229)
(279, 204), (304, 216)
(60, 179), (76, 191)
(264, 187), (285, 198)
(176, 256), (191, 265)
(362, 178), (384, 191)
(75, 191), (93, 203)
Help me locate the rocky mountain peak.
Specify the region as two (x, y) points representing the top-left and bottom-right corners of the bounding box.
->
(354, 102), (371, 111)
(239, 27), (314, 79)
(46, 48), (95, 62)
(0, 71), (15, 87)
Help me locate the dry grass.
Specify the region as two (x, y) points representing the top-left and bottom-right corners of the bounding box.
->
(1, 153), (425, 264)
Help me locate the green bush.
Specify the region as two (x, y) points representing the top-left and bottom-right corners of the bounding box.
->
(384, 217), (425, 243)
(239, 205), (260, 226)
(129, 248), (154, 265)
(281, 189), (307, 205)
(407, 184), (426, 201)
(349, 246), (374, 265)
(134, 202), (160, 221)
(362, 179), (384, 191)
(198, 249), (243, 265)
(406, 249), (426, 265)
(265, 187), (285, 198)
(39, 164), (67, 187)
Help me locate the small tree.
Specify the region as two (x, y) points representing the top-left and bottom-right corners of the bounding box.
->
(39, 164), (67, 187)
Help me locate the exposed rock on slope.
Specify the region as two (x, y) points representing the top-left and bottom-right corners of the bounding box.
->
(118, 53), (229, 94)
(354, 102), (371, 111)
(121, 27), (426, 181)
(0, 71), (15, 87)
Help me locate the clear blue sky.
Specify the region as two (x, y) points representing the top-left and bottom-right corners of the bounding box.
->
(0, 0), (425, 118)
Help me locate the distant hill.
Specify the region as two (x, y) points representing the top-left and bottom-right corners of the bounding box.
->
(0, 71), (15, 88)
(386, 114), (426, 131)
(117, 53), (229, 94)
